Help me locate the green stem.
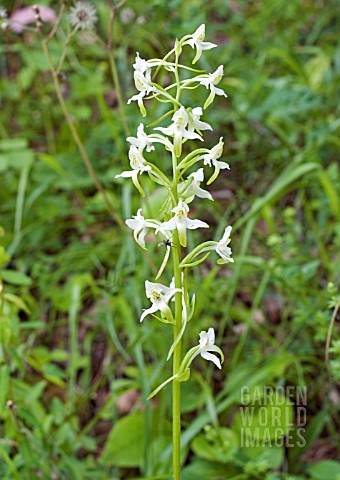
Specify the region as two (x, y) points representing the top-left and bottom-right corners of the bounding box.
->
(172, 47), (182, 480)
(172, 228), (182, 480)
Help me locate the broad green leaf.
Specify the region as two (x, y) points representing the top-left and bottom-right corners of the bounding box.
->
(2, 270), (32, 286)
(191, 427), (238, 464)
(0, 138), (28, 151)
(233, 390), (294, 441)
(309, 460), (340, 480)
(100, 411), (170, 468)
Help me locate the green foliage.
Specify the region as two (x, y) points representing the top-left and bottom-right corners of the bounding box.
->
(0, 0), (339, 478)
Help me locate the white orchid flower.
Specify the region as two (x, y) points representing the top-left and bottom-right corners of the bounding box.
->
(140, 280), (181, 322)
(125, 209), (159, 249)
(127, 123), (155, 153)
(128, 53), (164, 117)
(127, 69), (157, 117)
(183, 24), (217, 64)
(188, 107), (213, 134)
(199, 65), (228, 109)
(155, 106), (203, 157)
(156, 199), (208, 247)
(182, 328), (224, 370)
(201, 226), (234, 264)
(180, 168), (213, 203)
(133, 52), (151, 74)
(202, 137), (229, 184)
(115, 145), (151, 196)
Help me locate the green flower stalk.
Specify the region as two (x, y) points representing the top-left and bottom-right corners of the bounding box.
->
(116, 24), (234, 480)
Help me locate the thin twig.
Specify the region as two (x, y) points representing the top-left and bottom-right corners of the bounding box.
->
(41, 36), (126, 231)
(46, 2), (66, 42)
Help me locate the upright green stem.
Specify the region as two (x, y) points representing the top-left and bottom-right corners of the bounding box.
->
(172, 45), (182, 480)
(172, 228), (182, 479)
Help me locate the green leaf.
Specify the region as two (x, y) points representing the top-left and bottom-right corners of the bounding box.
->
(0, 366), (9, 414)
(2, 270), (32, 286)
(0, 246), (10, 265)
(234, 161), (320, 231)
(191, 427), (238, 464)
(100, 411), (170, 468)
(100, 412), (145, 467)
(38, 153), (66, 175)
(0, 154), (9, 173)
(309, 460), (340, 480)
(233, 390), (294, 441)
(0, 138), (28, 151)
(4, 293), (30, 313)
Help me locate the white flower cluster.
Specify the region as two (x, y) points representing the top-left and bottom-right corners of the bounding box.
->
(117, 25), (233, 384)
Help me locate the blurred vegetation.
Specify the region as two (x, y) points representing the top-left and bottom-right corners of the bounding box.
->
(0, 0), (339, 479)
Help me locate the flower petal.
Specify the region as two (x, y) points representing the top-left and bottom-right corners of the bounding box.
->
(185, 218), (209, 230)
(140, 303), (159, 322)
(201, 351), (221, 369)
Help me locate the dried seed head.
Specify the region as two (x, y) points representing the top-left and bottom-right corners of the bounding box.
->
(68, 1), (97, 30)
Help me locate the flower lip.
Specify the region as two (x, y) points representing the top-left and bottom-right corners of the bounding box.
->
(185, 327), (224, 370)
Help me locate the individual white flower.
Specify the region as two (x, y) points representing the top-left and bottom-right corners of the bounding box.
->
(132, 52), (158, 74)
(68, 1), (97, 30)
(183, 24), (217, 64)
(156, 199), (208, 247)
(187, 328), (224, 369)
(126, 123), (155, 153)
(180, 168), (213, 203)
(199, 65), (228, 109)
(202, 137), (229, 184)
(140, 280), (181, 322)
(201, 226), (234, 264)
(127, 53), (164, 117)
(127, 69), (157, 118)
(115, 145), (151, 196)
(215, 226), (233, 263)
(155, 106), (203, 157)
(188, 107), (213, 134)
(125, 209), (159, 249)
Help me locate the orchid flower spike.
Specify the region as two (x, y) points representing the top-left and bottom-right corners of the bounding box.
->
(125, 209), (159, 249)
(140, 280), (181, 323)
(198, 65), (228, 109)
(183, 24), (217, 64)
(187, 328), (224, 369)
(115, 145), (151, 196)
(127, 123), (155, 153)
(157, 199), (209, 247)
(155, 106), (203, 157)
(202, 137), (230, 185)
